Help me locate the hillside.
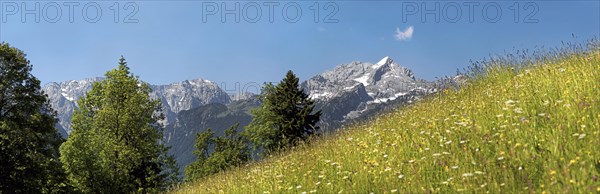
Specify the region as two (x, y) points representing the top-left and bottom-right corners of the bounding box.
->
(173, 45), (600, 193)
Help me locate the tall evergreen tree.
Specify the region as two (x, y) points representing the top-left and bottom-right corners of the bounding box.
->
(0, 42), (69, 193)
(59, 56), (179, 193)
(246, 70), (321, 154)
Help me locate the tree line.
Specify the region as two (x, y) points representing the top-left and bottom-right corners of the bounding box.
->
(0, 42), (321, 193)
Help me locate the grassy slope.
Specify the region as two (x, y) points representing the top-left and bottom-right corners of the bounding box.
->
(173, 49), (600, 193)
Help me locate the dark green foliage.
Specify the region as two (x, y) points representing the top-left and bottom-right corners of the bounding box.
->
(165, 102), (255, 176)
(245, 70), (321, 155)
(59, 56), (179, 193)
(185, 123), (250, 182)
(0, 42), (70, 193)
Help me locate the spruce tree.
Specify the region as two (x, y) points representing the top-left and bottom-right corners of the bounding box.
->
(59, 56), (179, 193)
(246, 70), (321, 154)
(0, 42), (69, 193)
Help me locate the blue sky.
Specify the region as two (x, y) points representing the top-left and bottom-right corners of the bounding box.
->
(1, 1), (598, 88)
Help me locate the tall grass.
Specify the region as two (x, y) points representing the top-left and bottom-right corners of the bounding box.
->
(173, 41), (600, 193)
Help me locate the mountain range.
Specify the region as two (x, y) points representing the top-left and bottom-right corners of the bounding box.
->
(42, 57), (457, 172)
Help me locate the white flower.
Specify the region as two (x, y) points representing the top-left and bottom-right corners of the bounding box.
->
(505, 100), (516, 106)
(462, 173), (473, 177)
(514, 108), (523, 114)
(398, 174), (405, 179)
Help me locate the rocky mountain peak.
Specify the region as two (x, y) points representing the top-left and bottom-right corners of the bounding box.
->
(44, 77), (231, 136)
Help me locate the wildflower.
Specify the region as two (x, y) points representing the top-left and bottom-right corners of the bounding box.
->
(569, 159), (576, 165)
(578, 133), (586, 139)
(475, 171), (484, 175)
(451, 166), (459, 169)
(497, 157), (504, 161)
(514, 108), (523, 114)
(445, 140), (452, 145)
(391, 189), (398, 193)
(297, 185), (302, 189)
(559, 68), (566, 72)
(462, 173), (473, 177)
(433, 153), (441, 157)
(505, 100), (516, 106)
(398, 174), (405, 179)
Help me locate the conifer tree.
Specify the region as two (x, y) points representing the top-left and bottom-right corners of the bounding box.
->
(246, 70), (321, 154)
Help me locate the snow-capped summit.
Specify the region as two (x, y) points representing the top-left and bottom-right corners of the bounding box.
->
(373, 56), (393, 68)
(301, 56), (424, 100)
(300, 56), (433, 129)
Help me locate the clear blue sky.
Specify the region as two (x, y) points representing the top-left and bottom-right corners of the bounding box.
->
(1, 1), (598, 88)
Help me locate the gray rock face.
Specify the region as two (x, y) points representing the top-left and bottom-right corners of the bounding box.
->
(43, 78), (231, 136)
(301, 56), (435, 131)
(150, 78), (231, 127)
(42, 77), (102, 136)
